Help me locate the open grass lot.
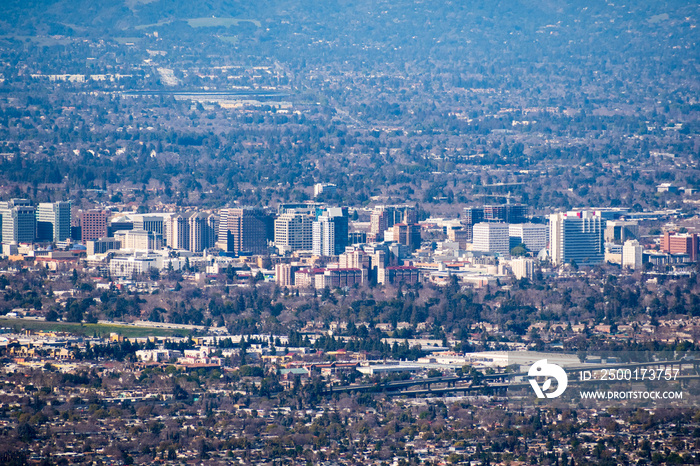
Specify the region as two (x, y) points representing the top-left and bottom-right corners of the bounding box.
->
(186, 17), (261, 28)
(0, 318), (190, 339)
(134, 17), (260, 30)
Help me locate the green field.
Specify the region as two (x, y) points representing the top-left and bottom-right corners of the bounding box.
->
(134, 17), (260, 30)
(186, 18), (261, 28)
(216, 35), (239, 44)
(0, 319), (190, 339)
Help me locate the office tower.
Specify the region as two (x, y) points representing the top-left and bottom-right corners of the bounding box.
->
(473, 222), (510, 256)
(218, 207), (272, 255)
(503, 204), (529, 223)
(316, 207), (348, 255)
(464, 204), (529, 241)
(168, 213), (190, 250)
(133, 215), (165, 235)
(339, 248), (370, 269)
(206, 214), (218, 250)
(369, 205), (416, 242)
(511, 257), (535, 280)
(274, 213), (313, 253)
(466, 204), (529, 224)
(622, 240), (643, 270)
(604, 220), (639, 244)
(114, 229), (163, 251)
(662, 231), (698, 261)
(549, 211), (605, 266)
(87, 238), (121, 255)
(447, 226), (469, 249)
(392, 223), (421, 250)
(108, 215), (134, 237)
(36, 202), (71, 243)
(188, 212), (209, 253)
(313, 216), (335, 256)
(509, 223), (549, 253)
(0, 199), (35, 244)
(80, 210), (109, 242)
(370, 209), (389, 242)
(463, 207), (485, 226)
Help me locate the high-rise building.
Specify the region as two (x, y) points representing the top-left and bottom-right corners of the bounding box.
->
(369, 209), (389, 242)
(472, 222), (510, 256)
(549, 211), (605, 266)
(313, 216), (335, 256)
(218, 207), (272, 255)
(87, 238), (121, 255)
(622, 239), (643, 270)
(206, 214), (218, 250)
(168, 213), (190, 250)
(274, 213), (313, 253)
(0, 199), (35, 244)
(313, 207), (348, 255)
(509, 223), (548, 253)
(114, 229), (163, 251)
(466, 204), (529, 224)
(662, 231), (698, 261)
(604, 220), (639, 244)
(108, 215), (134, 237)
(133, 215), (165, 236)
(36, 202), (71, 243)
(80, 210), (108, 242)
(510, 257), (535, 280)
(392, 223), (421, 250)
(339, 248), (370, 269)
(369, 205), (416, 242)
(188, 213), (209, 253)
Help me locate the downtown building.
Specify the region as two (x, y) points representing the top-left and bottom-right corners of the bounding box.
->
(463, 204), (529, 241)
(472, 222), (510, 257)
(369, 205), (417, 242)
(549, 211), (605, 266)
(218, 207), (273, 255)
(80, 209), (109, 242)
(662, 231), (699, 262)
(166, 212), (217, 252)
(312, 207), (349, 256)
(36, 201), (71, 243)
(508, 223), (548, 254)
(274, 212), (314, 254)
(392, 223), (421, 251)
(0, 199), (36, 244)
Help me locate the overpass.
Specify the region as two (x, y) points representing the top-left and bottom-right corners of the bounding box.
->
(326, 359), (700, 397)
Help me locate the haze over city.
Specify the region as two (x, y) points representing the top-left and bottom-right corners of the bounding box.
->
(0, 1), (698, 465)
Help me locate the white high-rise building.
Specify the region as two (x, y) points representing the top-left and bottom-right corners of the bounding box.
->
(188, 213), (209, 253)
(274, 213), (313, 253)
(622, 239), (643, 270)
(509, 223), (548, 254)
(0, 199), (35, 244)
(511, 257), (535, 280)
(549, 211), (605, 266)
(114, 230), (163, 251)
(472, 222), (510, 256)
(168, 214), (190, 250)
(312, 216), (335, 256)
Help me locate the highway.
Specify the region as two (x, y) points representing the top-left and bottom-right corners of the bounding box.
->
(326, 359), (700, 396)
